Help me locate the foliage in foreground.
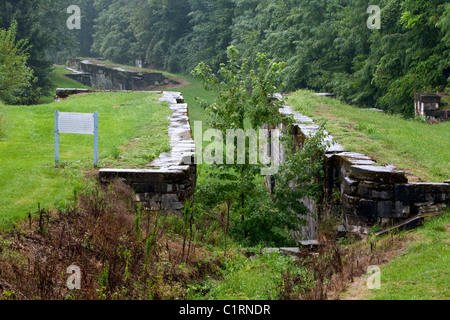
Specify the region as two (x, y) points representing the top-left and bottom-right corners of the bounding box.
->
(0, 180), (223, 300)
(0, 21), (34, 104)
(192, 47), (329, 247)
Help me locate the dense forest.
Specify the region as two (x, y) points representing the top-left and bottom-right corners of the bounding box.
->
(1, 0), (449, 115)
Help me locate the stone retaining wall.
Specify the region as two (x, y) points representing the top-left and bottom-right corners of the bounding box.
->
(99, 92), (196, 216)
(272, 94), (450, 238)
(55, 88), (196, 216)
(324, 152), (449, 234)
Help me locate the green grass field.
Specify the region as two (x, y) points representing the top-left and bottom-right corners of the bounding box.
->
(287, 90), (450, 182)
(0, 90), (171, 229)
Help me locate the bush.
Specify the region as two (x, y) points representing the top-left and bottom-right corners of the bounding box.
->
(0, 21), (34, 104)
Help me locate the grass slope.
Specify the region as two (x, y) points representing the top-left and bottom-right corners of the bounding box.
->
(0, 92), (170, 229)
(370, 211), (450, 300)
(39, 65), (91, 104)
(341, 211), (450, 300)
(287, 90), (450, 182)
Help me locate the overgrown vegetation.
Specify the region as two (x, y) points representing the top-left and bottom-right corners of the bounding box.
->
(190, 47), (329, 247)
(0, 1), (74, 104)
(0, 21), (34, 104)
(0, 179), (223, 300)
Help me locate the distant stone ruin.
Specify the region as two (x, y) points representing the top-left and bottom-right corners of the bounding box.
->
(415, 93), (449, 123)
(64, 59), (179, 91)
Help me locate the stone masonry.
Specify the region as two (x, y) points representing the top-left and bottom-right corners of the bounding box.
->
(415, 93), (449, 123)
(99, 92), (196, 216)
(272, 94), (450, 238)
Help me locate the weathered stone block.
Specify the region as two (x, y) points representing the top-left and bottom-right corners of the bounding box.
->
(342, 177), (358, 195)
(419, 93), (441, 104)
(424, 103), (439, 112)
(395, 201), (410, 217)
(338, 153), (373, 172)
(377, 201), (394, 218)
(395, 183), (450, 202)
(344, 214), (376, 235)
(342, 194), (359, 215)
(357, 181), (394, 200)
(412, 202), (447, 215)
(349, 165), (408, 183)
(159, 193), (185, 210)
(355, 199), (378, 217)
(131, 182), (167, 193)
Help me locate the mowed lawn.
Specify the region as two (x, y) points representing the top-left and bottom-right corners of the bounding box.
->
(0, 92), (171, 229)
(287, 90), (450, 182)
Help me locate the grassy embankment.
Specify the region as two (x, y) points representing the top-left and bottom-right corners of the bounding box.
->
(370, 211), (449, 300)
(287, 90), (450, 182)
(0, 67), (171, 229)
(339, 210), (450, 300)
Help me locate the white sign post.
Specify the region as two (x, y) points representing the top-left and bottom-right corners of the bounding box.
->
(55, 111), (99, 167)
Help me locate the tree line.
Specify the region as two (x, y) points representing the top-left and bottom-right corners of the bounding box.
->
(1, 0), (449, 116)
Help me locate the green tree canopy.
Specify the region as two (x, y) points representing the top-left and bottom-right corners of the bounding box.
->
(0, 21), (34, 104)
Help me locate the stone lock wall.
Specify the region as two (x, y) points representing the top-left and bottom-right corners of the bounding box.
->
(99, 92), (196, 216)
(272, 94), (450, 239)
(55, 88), (196, 216)
(99, 165), (196, 216)
(324, 152), (450, 234)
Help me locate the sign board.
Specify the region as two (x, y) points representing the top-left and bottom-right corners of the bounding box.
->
(58, 112), (95, 134)
(55, 111), (98, 166)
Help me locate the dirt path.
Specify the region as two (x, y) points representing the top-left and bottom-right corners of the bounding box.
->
(325, 234), (413, 300)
